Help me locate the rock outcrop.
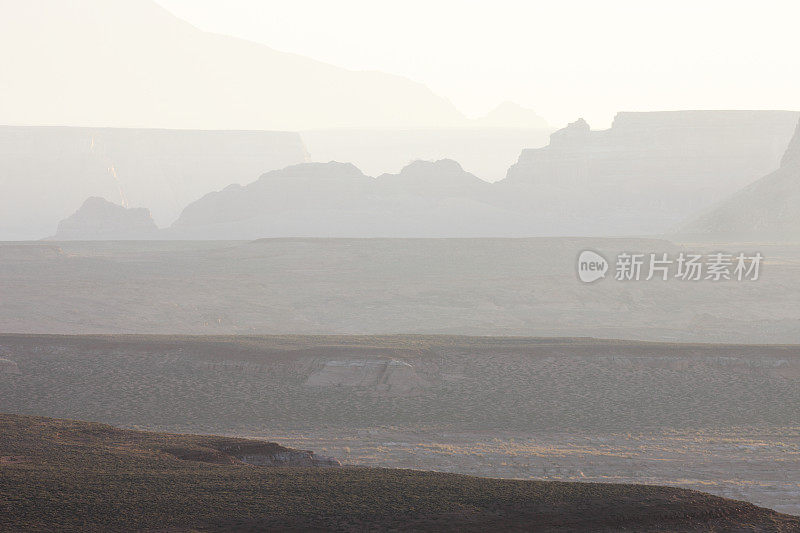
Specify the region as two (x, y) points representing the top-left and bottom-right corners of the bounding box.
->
(677, 119), (800, 241)
(52, 197), (158, 240)
(305, 359), (427, 394)
(375, 159), (489, 197)
(168, 160), (529, 239)
(0, 125), (309, 240)
(300, 127), (553, 183)
(503, 111), (800, 235)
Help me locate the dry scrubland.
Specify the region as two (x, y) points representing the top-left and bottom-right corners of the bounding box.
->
(2, 238), (800, 342)
(1, 413), (798, 532)
(1, 334), (799, 516)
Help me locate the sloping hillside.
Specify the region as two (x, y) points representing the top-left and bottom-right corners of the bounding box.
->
(678, 119), (800, 241)
(1, 413), (796, 532)
(0, 0), (463, 130)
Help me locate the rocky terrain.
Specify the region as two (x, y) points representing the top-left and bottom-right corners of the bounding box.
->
(52, 197), (159, 240)
(170, 111), (800, 239)
(7, 112), (799, 240)
(1, 413), (797, 532)
(1, 238), (799, 342)
(0, 125), (308, 239)
(1, 334), (799, 516)
(503, 110), (800, 234)
(679, 119), (800, 241)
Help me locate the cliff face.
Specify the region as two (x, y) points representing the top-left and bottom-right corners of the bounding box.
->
(0, 126), (308, 240)
(678, 120), (800, 241)
(503, 111), (800, 234)
(53, 197), (158, 240)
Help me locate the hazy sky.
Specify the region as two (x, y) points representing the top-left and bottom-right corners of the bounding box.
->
(153, 0), (799, 128)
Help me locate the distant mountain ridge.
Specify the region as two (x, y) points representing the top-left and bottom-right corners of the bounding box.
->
(0, 125), (309, 240)
(41, 111), (800, 240)
(167, 159), (527, 239)
(0, 0), (464, 130)
(503, 110), (800, 234)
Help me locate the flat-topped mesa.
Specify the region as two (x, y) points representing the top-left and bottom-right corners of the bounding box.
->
(502, 110), (800, 234)
(52, 197), (158, 240)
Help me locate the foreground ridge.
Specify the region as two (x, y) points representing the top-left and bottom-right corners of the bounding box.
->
(0, 413), (796, 532)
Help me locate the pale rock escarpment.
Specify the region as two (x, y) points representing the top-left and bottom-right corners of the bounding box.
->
(305, 359), (427, 394)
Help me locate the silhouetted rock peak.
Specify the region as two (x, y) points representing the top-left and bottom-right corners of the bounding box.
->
(390, 159), (478, 181)
(401, 158), (465, 174)
(257, 161), (367, 182)
(550, 118), (591, 144)
(53, 197), (158, 240)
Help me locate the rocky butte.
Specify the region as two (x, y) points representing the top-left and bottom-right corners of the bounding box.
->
(52, 197), (159, 240)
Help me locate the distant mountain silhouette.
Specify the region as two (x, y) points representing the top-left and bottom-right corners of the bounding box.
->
(300, 126), (553, 183)
(51, 197), (158, 240)
(162, 112), (800, 240)
(21, 111), (800, 241)
(503, 111), (800, 234)
(678, 119), (800, 241)
(168, 160), (536, 239)
(0, 125), (308, 240)
(0, 0), (463, 130)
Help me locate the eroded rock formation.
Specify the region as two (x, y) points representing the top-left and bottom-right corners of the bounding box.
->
(53, 197), (158, 240)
